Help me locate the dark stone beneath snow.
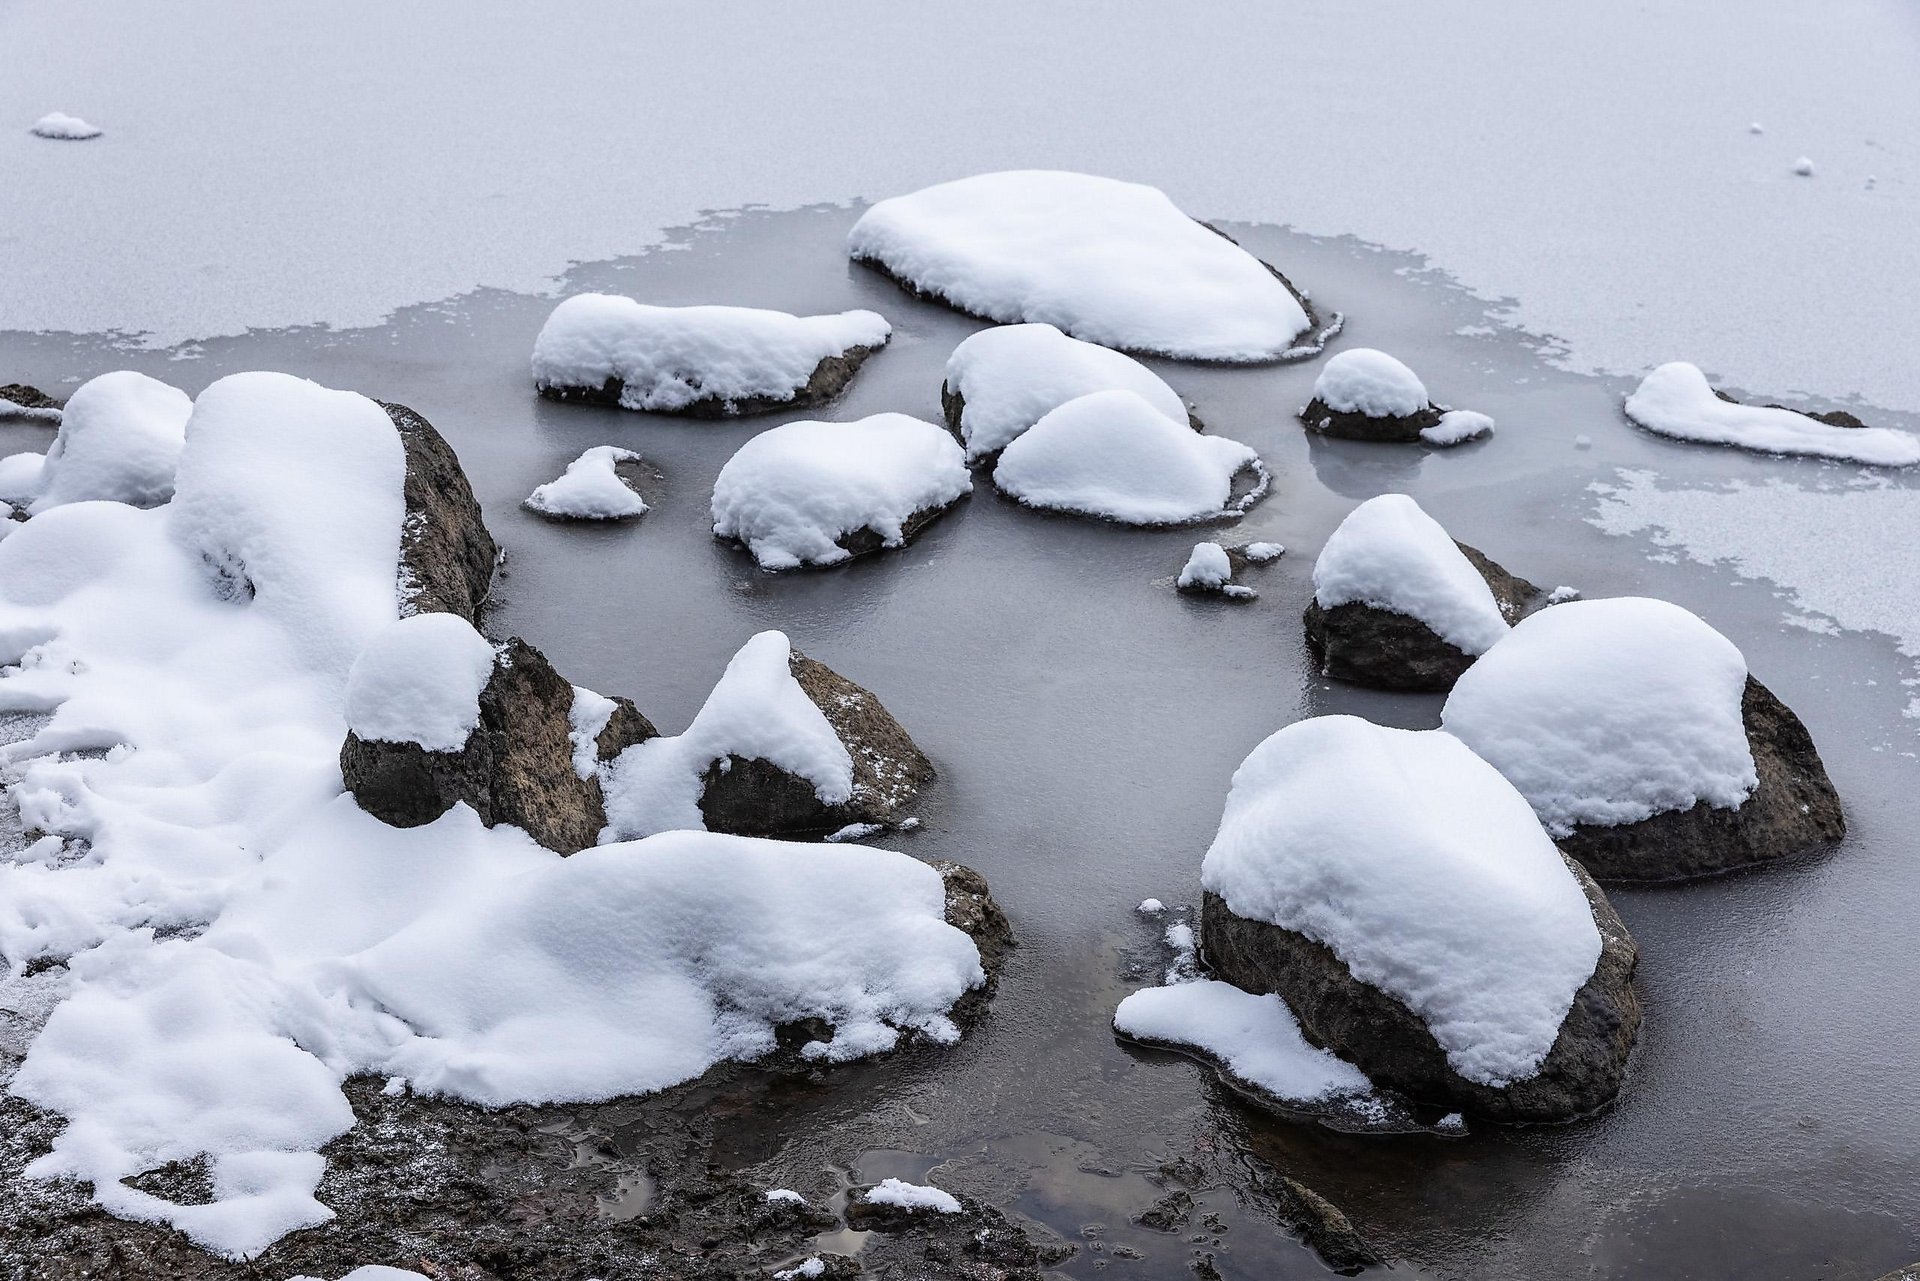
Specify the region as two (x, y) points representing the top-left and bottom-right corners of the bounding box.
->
(1199, 853), (1641, 1123)
(1556, 675), (1845, 882)
(1713, 386), (1869, 430)
(940, 382), (1205, 466)
(0, 384), (59, 413)
(538, 343), (883, 417)
(1299, 396), (1443, 443)
(1304, 540), (1544, 693)
(698, 649), (934, 838)
(381, 401), (497, 624)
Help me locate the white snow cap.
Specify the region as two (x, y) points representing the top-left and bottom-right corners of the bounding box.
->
(31, 112), (102, 140)
(1422, 409), (1496, 447)
(600, 631), (852, 839)
(1201, 717), (1602, 1086)
(1242, 541), (1284, 562)
(710, 413), (969, 570)
(943, 322), (1188, 462)
(1624, 362), (1920, 466)
(1114, 979), (1376, 1104)
(25, 371), (192, 514)
(1443, 596), (1758, 834)
(994, 389), (1265, 524)
(848, 171), (1312, 361)
(1312, 348), (1429, 419)
(765, 1188), (806, 1204)
(1793, 157), (1815, 176)
(1177, 542), (1232, 589)
(531, 293), (889, 413)
(775, 1260), (826, 1280)
(1312, 494), (1510, 655)
(525, 445), (647, 520)
(344, 613), (497, 752)
(861, 1177), (962, 1214)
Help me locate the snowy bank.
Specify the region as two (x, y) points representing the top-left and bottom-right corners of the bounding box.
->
(524, 445), (649, 520)
(532, 293), (890, 416)
(1301, 349), (1492, 446)
(1623, 362), (1920, 466)
(849, 171), (1323, 362)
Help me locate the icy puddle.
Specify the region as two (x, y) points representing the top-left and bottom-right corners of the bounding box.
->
(3, 204), (1919, 1279)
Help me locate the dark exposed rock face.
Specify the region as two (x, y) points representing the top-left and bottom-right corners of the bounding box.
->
(1256, 1170), (1382, 1276)
(537, 343), (883, 417)
(595, 694), (658, 762)
(697, 650), (934, 838)
(382, 401), (497, 623)
(1299, 396), (1443, 443)
(0, 384), (60, 414)
(937, 860), (1015, 1014)
(1304, 541), (1544, 692)
(1714, 386), (1870, 430)
(1199, 854), (1640, 1123)
(828, 496), (963, 563)
(1556, 676), (1845, 881)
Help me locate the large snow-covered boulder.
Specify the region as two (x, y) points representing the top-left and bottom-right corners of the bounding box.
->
(992, 389), (1268, 524)
(711, 413), (970, 570)
(1623, 361), (1920, 466)
(0, 371), (191, 514)
(524, 445), (649, 521)
(602, 630), (932, 841)
(1305, 494), (1541, 691)
(941, 322), (1193, 463)
(1301, 349), (1492, 447)
(532, 293), (891, 416)
(848, 171), (1325, 362)
(1443, 597), (1844, 880)
(384, 401), (497, 624)
(1199, 716), (1640, 1121)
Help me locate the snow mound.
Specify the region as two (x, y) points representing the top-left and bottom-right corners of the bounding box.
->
(600, 631), (852, 839)
(1312, 494), (1509, 655)
(1243, 541), (1284, 562)
(1200, 717), (1602, 1086)
(525, 445), (647, 520)
(1623, 362), (1920, 466)
(1178, 542), (1232, 589)
(344, 613), (497, 751)
(710, 413), (969, 570)
(1114, 979), (1376, 1104)
(19, 371), (192, 514)
(943, 322), (1187, 462)
(849, 171), (1312, 361)
(531, 293), (889, 413)
(1442, 596), (1757, 834)
(775, 1260), (825, 1280)
(1312, 348), (1428, 419)
(31, 112), (102, 140)
(993, 389), (1265, 524)
(861, 1177), (962, 1214)
(0, 451), (47, 506)
(1422, 409), (1496, 446)
(765, 1188), (806, 1204)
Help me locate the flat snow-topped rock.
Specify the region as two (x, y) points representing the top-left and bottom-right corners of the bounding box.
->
(849, 171), (1323, 362)
(993, 389), (1268, 525)
(1, 382), (63, 422)
(0, 371), (191, 514)
(1301, 348), (1493, 446)
(1443, 597), (1843, 880)
(524, 445), (649, 521)
(1624, 361), (1920, 466)
(1306, 494), (1541, 691)
(711, 413), (969, 570)
(942, 322), (1191, 463)
(1199, 716), (1639, 1121)
(532, 293), (890, 416)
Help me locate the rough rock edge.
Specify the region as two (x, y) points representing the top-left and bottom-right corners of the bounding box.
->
(1712, 385), (1869, 430)
(1198, 852), (1641, 1123)
(1259, 1170), (1384, 1276)
(382, 401), (497, 624)
(1303, 540), (1544, 692)
(940, 380), (1205, 470)
(1298, 395), (1445, 444)
(1556, 675), (1846, 882)
(0, 384), (61, 418)
(536, 342), (885, 418)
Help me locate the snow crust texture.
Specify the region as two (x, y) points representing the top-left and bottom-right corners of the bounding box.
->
(0, 371), (191, 514)
(1114, 979), (1376, 1103)
(849, 171), (1312, 361)
(1623, 362), (1920, 466)
(524, 445), (647, 520)
(344, 613), (497, 751)
(1423, 409), (1495, 446)
(1312, 494), (1509, 655)
(1312, 348), (1429, 418)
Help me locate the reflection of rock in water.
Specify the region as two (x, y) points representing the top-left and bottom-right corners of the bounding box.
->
(1303, 430), (1429, 499)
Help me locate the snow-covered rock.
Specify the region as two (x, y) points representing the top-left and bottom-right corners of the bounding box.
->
(941, 322), (1190, 463)
(600, 630), (932, 841)
(846, 1177), (963, 1229)
(1443, 596), (1843, 880)
(1623, 362), (1920, 466)
(993, 389), (1267, 524)
(1175, 541), (1260, 599)
(386, 400), (498, 623)
(1305, 494), (1540, 691)
(30, 111), (102, 140)
(0, 371), (192, 514)
(1301, 348), (1487, 446)
(345, 613), (497, 752)
(1199, 716), (1639, 1120)
(524, 445), (648, 520)
(710, 413), (970, 570)
(0, 382), (63, 422)
(849, 171), (1323, 362)
(531, 293), (890, 416)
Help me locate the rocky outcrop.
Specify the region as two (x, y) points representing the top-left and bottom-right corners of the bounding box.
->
(1199, 855), (1640, 1123)
(697, 649), (934, 838)
(382, 401), (496, 623)
(539, 344), (883, 418)
(1716, 386), (1868, 430)
(1304, 542), (1545, 692)
(1556, 676), (1845, 881)
(0, 385), (60, 418)
(1299, 396), (1441, 443)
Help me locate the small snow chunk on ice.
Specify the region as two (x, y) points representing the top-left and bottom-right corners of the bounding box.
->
(849, 171), (1312, 361)
(525, 445), (647, 520)
(994, 389), (1266, 524)
(1422, 409), (1495, 446)
(1114, 979), (1375, 1104)
(1177, 541), (1232, 589)
(943, 322), (1188, 462)
(1793, 157), (1815, 177)
(1313, 494), (1510, 655)
(1442, 597), (1757, 834)
(344, 613), (497, 752)
(1242, 541), (1284, 562)
(774, 1260), (826, 1280)
(765, 1188), (807, 1204)
(711, 413), (969, 570)
(1749, 122), (1765, 135)
(24, 371), (192, 514)
(1200, 716), (1602, 1086)
(1312, 348), (1429, 419)
(826, 821), (884, 843)
(861, 1177), (962, 1215)
(531, 293), (890, 414)
(1137, 898), (1166, 915)
(1434, 1112), (1468, 1135)
(31, 112), (102, 140)
(1623, 362), (1919, 466)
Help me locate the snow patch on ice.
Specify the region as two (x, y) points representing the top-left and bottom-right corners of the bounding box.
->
(1624, 363), (1919, 466)
(30, 112), (101, 140)
(1114, 979), (1376, 1104)
(1243, 541), (1284, 562)
(344, 613), (496, 752)
(1313, 494), (1509, 654)
(525, 446), (648, 520)
(860, 1177), (962, 1214)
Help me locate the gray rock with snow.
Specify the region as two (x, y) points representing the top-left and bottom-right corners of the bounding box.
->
(385, 401), (498, 624)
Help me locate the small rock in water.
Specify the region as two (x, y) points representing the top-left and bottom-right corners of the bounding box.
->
(1242, 541), (1284, 563)
(1749, 121), (1764, 135)
(1137, 897), (1167, 915)
(1434, 1112), (1468, 1135)
(1574, 433), (1593, 449)
(30, 111), (102, 140)
(1793, 156), (1815, 177)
